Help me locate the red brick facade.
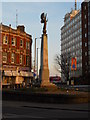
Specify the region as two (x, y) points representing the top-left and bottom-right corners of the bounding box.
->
(0, 24), (32, 70)
(0, 23), (33, 86)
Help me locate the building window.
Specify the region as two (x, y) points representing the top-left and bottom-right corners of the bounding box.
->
(20, 39), (23, 47)
(26, 56), (30, 66)
(80, 35), (82, 39)
(85, 6), (86, 10)
(3, 35), (8, 44)
(89, 32), (90, 36)
(12, 37), (16, 46)
(85, 52), (87, 56)
(11, 53), (15, 63)
(20, 55), (22, 64)
(85, 33), (87, 38)
(89, 51), (90, 55)
(85, 42), (87, 47)
(26, 42), (30, 50)
(89, 41), (90, 45)
(85, 15), (86, 19)
(85, 62), (87, 65)
(3, 52), (7, 63)
(80, 42), (82, 46)
(80, 28), (82, 32)
(89, 61), (90, 65)
(85, 24), (87, 28)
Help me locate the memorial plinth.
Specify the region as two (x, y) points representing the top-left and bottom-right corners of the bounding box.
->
(39, 13), (55, 87)
(39, 34), (50, 87)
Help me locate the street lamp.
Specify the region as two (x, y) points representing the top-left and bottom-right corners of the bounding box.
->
(37, 48), (38, 78)
(34, 37), (42, 78)
(34, 38), (36, 73)
(37, 47), (40, 79)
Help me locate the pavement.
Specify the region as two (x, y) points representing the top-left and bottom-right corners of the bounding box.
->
(2, 100), (90, 119)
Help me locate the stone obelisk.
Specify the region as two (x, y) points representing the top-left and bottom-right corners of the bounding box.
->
(39, 13), (50, 87)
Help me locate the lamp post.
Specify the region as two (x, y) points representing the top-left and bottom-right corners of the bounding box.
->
(34, 37), (42, 78)
(34, 38), (36, 73)
(37, 47), (41, 79)
(37, 48), (38, 78)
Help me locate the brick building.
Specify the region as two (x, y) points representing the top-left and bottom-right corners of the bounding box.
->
(0, 23), (33, 87)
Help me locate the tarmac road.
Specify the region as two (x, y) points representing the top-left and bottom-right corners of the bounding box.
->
(2, 100), (89, 119)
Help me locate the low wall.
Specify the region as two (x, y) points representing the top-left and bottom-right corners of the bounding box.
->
(2, 90), (89, 104)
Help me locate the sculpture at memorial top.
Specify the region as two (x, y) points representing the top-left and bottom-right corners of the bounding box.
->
(41, 13), (48, 34)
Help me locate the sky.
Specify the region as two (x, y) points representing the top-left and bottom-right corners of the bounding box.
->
(1, 0), (83, 76)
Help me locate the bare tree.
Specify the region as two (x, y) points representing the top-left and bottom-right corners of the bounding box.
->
(55, 54), (70, 82)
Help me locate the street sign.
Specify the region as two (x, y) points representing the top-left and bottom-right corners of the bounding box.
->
(71, 57), (77, 70)
(33, 72), (36, 77)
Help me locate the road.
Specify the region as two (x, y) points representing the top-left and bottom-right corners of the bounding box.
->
(2, 100), (89, 119)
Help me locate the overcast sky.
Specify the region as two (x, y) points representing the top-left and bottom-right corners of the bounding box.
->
(1, 1), (83, 76)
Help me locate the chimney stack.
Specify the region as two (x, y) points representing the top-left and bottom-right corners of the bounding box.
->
(17, 25), (25, 32)
(9, 24), (11, 27)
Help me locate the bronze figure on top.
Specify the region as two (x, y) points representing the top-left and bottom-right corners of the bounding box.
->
(41, 13), (48, 34)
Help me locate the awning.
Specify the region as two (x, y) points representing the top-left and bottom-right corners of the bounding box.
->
(3, 71), (33, 77)
(4, 71), (12, 76)
(12, 71), (20, 76)
(20, 71), (33, 77)
(2, 83), (10, 86)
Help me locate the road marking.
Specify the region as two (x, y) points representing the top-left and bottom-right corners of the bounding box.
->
(22, 105), (89, 112)
(3, 113), (44, 118)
